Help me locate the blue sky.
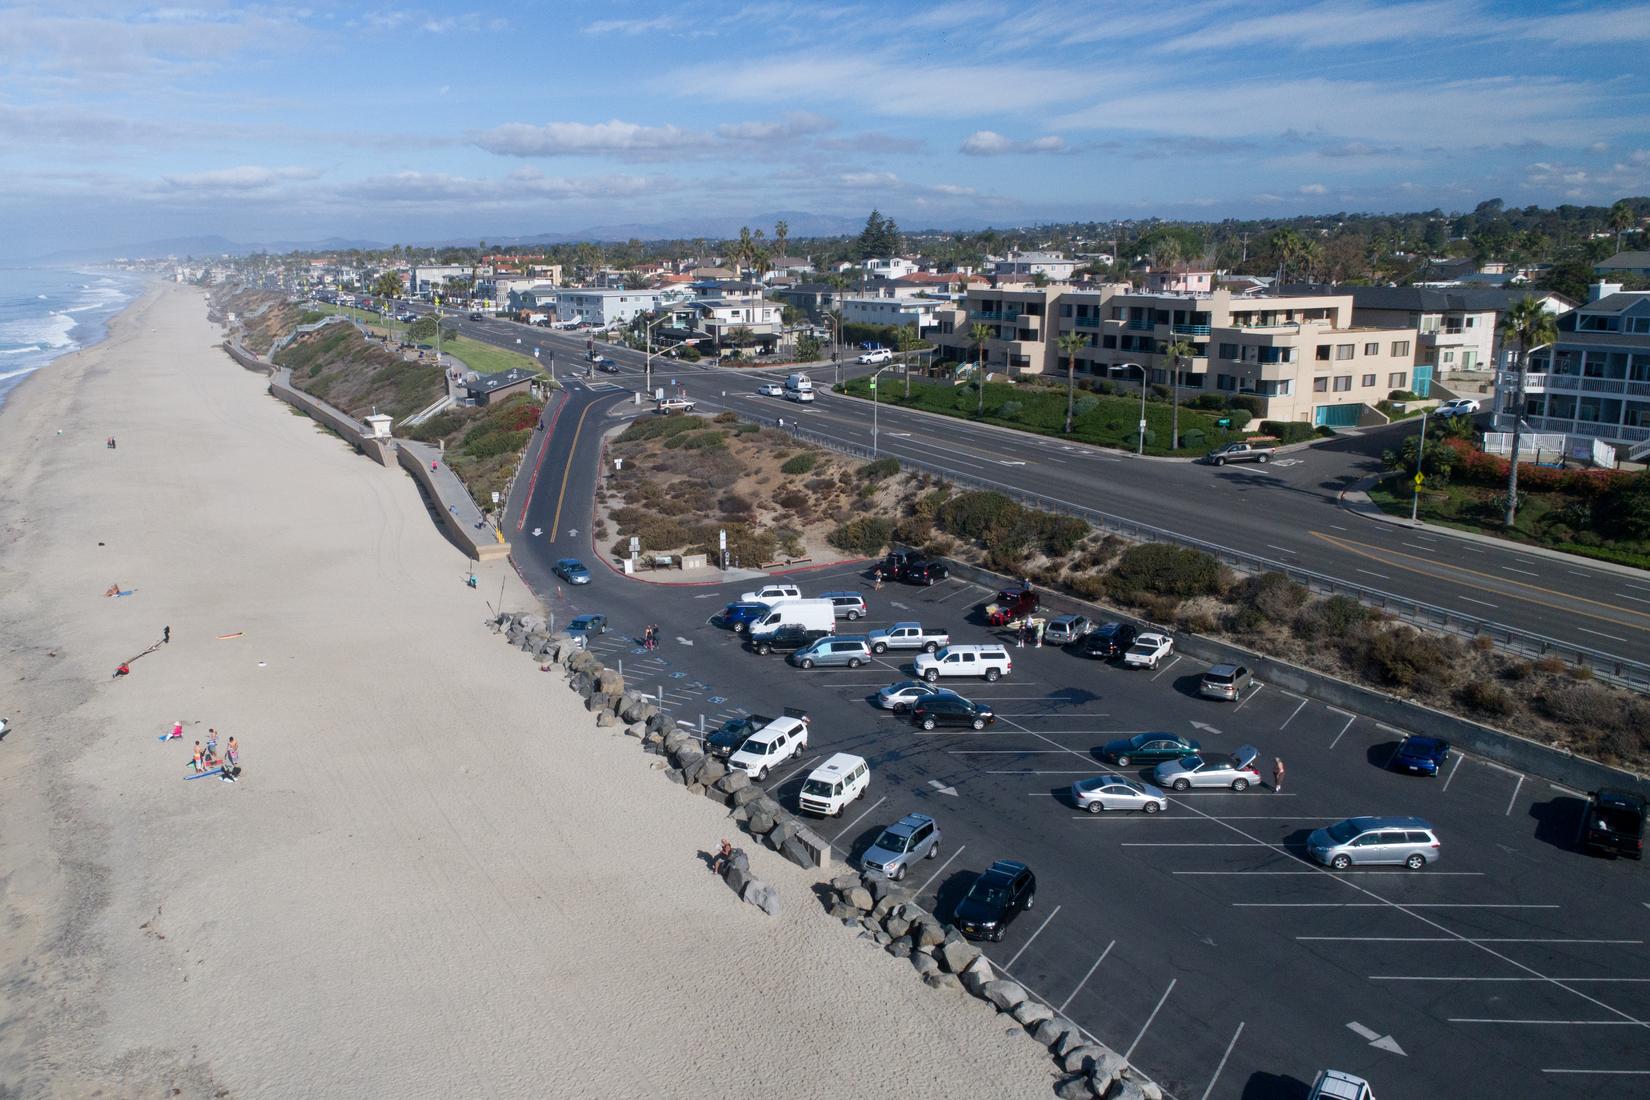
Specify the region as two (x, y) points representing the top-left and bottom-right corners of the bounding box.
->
(4, 0), (1649, 256)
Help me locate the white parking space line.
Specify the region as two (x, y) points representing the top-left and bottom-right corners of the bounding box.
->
(1122, 842), (1273, 847)
(1505, 774), (1525, 815)
(1441, 753), (1465, 791)
(833, 796), (886, 842)
(1057, 940), (1115, 1014)
(1150, 655), (1182, 682)
(988, 769), (1098, 775)
(1279, 697), (1309, 729)
(913, 844), (965, 896)
(1542, 1069), (1650, 1076)
(1329, 713), (1357, 749)
(1199, 1022), (1245, 1100)
(1124, 979), (1176, 1060)
(1232, 682), (1265, 712)
(765, 758), (815, 791)
(1179, 870), (1485, 876)
(948, 749), (1080, 754)
(1374, 976), (1650, 983)
(1004, 905), (1062, 969)
(1299, 937), (1641, 944)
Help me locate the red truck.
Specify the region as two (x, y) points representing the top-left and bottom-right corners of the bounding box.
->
(983, 588), (1039, 626)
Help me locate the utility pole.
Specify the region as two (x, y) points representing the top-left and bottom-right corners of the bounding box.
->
(1410, 408), (1428, 525)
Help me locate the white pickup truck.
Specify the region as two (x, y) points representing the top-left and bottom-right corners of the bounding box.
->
(655, 397), (696, 415)
(866, 622), (951, 655)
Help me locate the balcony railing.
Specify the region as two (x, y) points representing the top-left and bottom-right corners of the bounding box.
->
(1126, 318), (1156, 331)
(1071, 315), (1100, 328)
(969, 310), (1010, 321)
(1505, 371), (1650, 397)
(1522, 414), (1650, 443)
(1171, 323), (1211, 337)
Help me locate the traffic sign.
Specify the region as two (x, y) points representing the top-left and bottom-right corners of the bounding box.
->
(1413, 473), (1424, 487)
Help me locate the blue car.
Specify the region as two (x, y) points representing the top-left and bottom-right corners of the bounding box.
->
(719, 601), (770, 633)
(1393, 735), (1450, 775)
(554, 558), (591, 585)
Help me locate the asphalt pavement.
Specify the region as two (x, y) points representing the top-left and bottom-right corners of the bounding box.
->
(437, 306), (1650, 670)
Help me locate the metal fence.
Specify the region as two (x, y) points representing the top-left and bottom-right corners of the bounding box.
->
(728, 407), (1650, 693)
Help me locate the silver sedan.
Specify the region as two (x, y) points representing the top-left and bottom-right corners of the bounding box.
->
(1151, 745), (1262, 792)
(875, 680), (956, 712)
(1072, 775), (1168, 814)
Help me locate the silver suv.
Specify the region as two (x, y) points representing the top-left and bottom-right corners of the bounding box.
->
(1308, 816), (1440, 870)
(860, 812), (941, 881)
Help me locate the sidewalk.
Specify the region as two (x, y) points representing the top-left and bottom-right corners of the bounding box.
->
(1338, 474), (1648, 580)
(398, 437), (510, 561)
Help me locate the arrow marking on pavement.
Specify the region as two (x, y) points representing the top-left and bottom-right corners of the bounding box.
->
(675, 636), (694, 646)
(1347, 1022), (1406, 1056)
(1190, 721), (1223, 735)
(532, 527), (543, 537)
(928, 780), (959, 797)
(567, 528), (578, 537)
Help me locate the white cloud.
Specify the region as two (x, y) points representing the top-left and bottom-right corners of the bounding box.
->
(960, 130), (1068, 156)
(931, 183), (977, 196)
(715, 112), (837, 142)
(161, 165), (320, 191)
(582, 15), (683, 36)
(1298, 183), (1328, 194)
(838, 171), (901, 189)
(1508, 3), (1650, 44)
(473, 119), (702, 157)
(1165, 0), (1474, 51)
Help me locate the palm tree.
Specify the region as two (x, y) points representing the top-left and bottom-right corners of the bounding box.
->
(1610, 200), (1635, 251)
(1499, 296), (1558, 528)
(1164, 337), (1194, 450)
(1057, 331), (1086, 433)
(970, 321), (993, 415)
(774, 219), (789, 260)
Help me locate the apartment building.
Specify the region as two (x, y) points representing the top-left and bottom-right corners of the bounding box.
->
(990, 251), (1078, 281)
(552, 288), (667, 328)
(1070, 288), (1417, 427)
(931, 286), (1062, 375)
(1498, 284), (1650, 460)
(686, 297), (784, 340)
(840, 295), (942, 332)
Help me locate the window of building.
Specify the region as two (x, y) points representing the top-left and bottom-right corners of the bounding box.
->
(1102, 335), (1117, 349)
(1362, 374), (1376, 388)
(1391, 340), (1410, 357)
(1388, 371), (1408, 389)
(1219, 342), (1239, 360)
(1316, 344), (1331, 361)
(1313, 377), (1329, 393)
(1217, 374), (1236, 391)
(1443, 350), (1454, 363)
(1336, 344), (1354, 360)
(1333, 375), (1352, 392)
(1364, 342), (1378, 356)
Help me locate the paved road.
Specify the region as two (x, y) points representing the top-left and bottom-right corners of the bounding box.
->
(428, 306), (1650, 671)
(486, 337), (1650, 1099)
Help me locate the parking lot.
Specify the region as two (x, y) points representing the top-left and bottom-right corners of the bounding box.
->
(571, 563), (1650, 1098)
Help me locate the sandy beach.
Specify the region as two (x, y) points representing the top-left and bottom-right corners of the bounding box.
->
(0, 281), (1054, 1098)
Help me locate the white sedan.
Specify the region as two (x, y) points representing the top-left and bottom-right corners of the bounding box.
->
(1072, 775), (1168, 814)
(757, 383), (784, 397)
(1435, 398), (1481, 417)
(1122, 632), (1174, 669)
(1152, 746), (1262, 792)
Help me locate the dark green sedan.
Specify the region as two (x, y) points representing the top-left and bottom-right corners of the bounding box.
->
(1099, 732), (1201, 768)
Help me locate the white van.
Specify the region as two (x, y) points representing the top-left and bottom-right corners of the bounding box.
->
(798, 753), (869, 816)
(749, 598), (836, 640)
(785, 372), (815, 395)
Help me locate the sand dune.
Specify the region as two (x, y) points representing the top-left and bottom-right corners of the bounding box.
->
(0, 282), (1054, 1099)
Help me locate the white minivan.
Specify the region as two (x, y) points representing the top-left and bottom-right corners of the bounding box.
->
(798, 753), (869, 816)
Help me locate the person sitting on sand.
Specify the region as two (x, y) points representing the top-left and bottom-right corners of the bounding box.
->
(105, 583), (121, 597)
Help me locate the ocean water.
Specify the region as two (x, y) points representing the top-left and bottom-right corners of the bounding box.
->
(0, 267), (142, 411)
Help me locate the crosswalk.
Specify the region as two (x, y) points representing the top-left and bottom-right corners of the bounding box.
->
(581, 632), (751, 729)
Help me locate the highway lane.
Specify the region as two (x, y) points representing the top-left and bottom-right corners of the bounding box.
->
(432, 307), (1650, 668)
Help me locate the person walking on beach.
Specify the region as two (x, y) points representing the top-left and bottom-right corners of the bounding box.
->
(162, 625), (170, 644)
(1272, 757), (1286, 793)
(221, 736), (240, 782)
(191, 741), (207, 773)
(206, 728), (219, 758)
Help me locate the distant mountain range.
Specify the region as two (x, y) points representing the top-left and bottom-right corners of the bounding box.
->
(33, 210), (993, 262)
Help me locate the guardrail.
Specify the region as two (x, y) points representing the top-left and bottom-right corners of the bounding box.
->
(736, 404), (1650, 693)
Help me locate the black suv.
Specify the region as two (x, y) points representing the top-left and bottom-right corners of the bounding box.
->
(1583, 789), (1647, 860)
(881, 549), (922, 578)
(748, 625), (830, 656)
(899, 558), (950, 585)
(952, 860), (1036, 942)
(910, 694), (996, 731)
(706, 714), (772, 759)
(1076, 621), (1138, 659)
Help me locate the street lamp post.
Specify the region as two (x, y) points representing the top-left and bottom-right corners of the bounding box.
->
(642, 312), (671, 399)
(1116, 361), (1148, 456)
(870, 365), (892, 455)
(1504, 340), (1552, 528)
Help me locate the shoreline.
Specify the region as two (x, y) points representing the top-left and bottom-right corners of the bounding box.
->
(0, 268), (152, 413)
(0, 282), (1055, 1098)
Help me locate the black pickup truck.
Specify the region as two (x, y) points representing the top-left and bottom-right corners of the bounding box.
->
(747, 624), (831, 657)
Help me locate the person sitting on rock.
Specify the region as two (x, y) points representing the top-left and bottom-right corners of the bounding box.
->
(711, 838), (734, 876)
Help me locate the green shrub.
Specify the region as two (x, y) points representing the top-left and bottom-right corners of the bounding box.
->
(1181, 428), (1206, 449)
(996, 400), (1022, 419)
(1457, 680), (1515, 718)
(1235, 571), (1309, 621)
(1108, 543), (1223, 599)
(1074, 395), (1099, 416)
(1261, 420), (1317, 445)
(861, 457), (900, 481)
(1228, 395), (1264, 416)
(781, 452), (819, 475)
(828, 515), (894, 556)
(1225, 409), (1252, 431)
(1349, 626), (1460, 692)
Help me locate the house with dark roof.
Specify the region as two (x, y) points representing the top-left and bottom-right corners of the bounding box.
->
(465, 367), (537, 406)
(1595, 251), (1650, 280)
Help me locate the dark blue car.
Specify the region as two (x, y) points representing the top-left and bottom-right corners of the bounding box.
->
(1393, 735), (1450, 776)
(719, 601), (770, 633)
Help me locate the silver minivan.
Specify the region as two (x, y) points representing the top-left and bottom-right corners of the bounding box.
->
(821, 591), (868, 621)
(789, 636), (871, 669)
(1308, 816), (1440, 870)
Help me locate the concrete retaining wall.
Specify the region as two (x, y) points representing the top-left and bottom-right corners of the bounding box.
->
(937, 555), (1649, 798)
(396, 442), (511, 562)
(268, 369), (394, 466)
